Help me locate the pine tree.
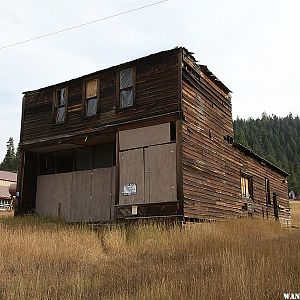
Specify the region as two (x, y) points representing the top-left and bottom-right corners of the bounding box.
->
(0, 137), (18, 172)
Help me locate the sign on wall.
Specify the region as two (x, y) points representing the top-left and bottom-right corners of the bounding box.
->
(123, 183), (137, 196)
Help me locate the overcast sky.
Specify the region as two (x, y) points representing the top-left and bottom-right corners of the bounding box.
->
(0, 0), (299, 161)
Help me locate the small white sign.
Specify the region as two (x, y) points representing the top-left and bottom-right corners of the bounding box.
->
(123, 183), (137, 196)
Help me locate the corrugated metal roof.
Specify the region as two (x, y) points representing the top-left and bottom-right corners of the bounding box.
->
(0, 171), (17, 182)
(0, 186), (11, 200)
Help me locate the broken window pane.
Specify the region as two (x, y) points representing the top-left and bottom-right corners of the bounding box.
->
(56, 107), (65, 123)
(86, 98), (97, 116)
(241, 174), (253, 199)
(57, 88), (66, 106)
(120, 89), (133, 108)
(86, 79), (98, 99)
(120, 68), (133, 89)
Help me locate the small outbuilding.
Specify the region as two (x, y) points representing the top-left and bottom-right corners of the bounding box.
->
(0, 171), (17, 210)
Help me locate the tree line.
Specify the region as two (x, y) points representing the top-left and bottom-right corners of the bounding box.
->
(0, 137), (18, 172)
(234, 113), (300, 194)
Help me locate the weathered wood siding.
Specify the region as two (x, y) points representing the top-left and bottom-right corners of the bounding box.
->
(21, 50), (180, 146)
(35, 167), (115, 222)
(181, 56), (290, 224)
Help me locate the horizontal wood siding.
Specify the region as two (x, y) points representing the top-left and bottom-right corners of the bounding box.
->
(182, 61), (290, 224)
(21, 50), (179, 145)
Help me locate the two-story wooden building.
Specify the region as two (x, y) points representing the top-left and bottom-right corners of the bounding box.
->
(17, 47), (290, 225)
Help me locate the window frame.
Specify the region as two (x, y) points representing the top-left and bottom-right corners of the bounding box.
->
(53, 87), (68, 124)
(82, 77), (100, 118)
(116, 67), (136, 110)
(265, 178), (271, 206)
(240, 173), (253, 200)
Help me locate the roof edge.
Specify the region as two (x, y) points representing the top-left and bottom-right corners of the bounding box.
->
(233, 142), (289, 177)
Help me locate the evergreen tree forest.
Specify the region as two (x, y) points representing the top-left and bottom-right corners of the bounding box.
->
(0, 137), (18, 172)
(234, 113), (300, 194)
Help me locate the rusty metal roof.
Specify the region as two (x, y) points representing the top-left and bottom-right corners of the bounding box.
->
(0, 171), (17, 182)
(0, 186), (11, 200)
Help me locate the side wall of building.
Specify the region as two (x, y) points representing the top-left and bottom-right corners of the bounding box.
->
(181, 56), (290, 224)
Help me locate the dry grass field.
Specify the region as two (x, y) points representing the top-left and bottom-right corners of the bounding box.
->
(0, 206), (299, 300)
(290, 201), (300, 227)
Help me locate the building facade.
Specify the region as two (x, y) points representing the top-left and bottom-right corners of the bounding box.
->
(17, 48), (290, 224)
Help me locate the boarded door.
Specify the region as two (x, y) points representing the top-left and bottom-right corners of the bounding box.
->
(119, 148), (144, 205)
(90, 167), (115, 221)
(70, 170), (92, 222)
(54, 173), (72, 221)
(145, 143), (177, 203)
(36, 175), (54, 217)
(119, 144), (177, 205)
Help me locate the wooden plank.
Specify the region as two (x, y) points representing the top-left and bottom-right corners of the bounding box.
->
(147, 143), (177, 203)
(119, 123), (171, 151)
(111, 167), (116, 219)
(90, 167), (113, 221)
(54, 173), (72, 221)
(119, 148), (144, 205)
(36, 174), (55, 217)
(70, 170), (91, 222)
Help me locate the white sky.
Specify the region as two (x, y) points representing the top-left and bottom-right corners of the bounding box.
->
(0, 0), (299, 160)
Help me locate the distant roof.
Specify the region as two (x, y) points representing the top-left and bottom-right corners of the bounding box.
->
(0, 186), (11, 200)
(0, 171), (17, 182)
(234, 143), (289, 177)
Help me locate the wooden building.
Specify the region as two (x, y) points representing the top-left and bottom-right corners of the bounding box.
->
(0, 171), (17, 210)
(17, 47), (290, 225)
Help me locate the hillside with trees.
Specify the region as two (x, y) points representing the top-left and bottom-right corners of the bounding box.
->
(234, 113), (300, 194)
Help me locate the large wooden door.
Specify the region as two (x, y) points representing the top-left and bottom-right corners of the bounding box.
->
(119, 144), (177, 205)
(90, 167), (115, 221)
(145, 143), (177, 203)
(119, 148), (145, 205)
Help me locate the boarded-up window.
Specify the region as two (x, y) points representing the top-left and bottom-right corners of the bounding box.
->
(85, 79), (98, 116)
(119, 68), (134, 108)
(241, 174), (253, 199)
(55, 88), (67, 123)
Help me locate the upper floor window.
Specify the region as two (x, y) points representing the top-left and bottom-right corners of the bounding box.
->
(241, 173), (253, 199)
(119, 68), (134, 108)
(54, 88), (67, 123)
(85, 79), (98, 117)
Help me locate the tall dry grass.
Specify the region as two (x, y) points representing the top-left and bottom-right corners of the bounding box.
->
(290, 201), (300, 227)
(0, 211), (299, 300)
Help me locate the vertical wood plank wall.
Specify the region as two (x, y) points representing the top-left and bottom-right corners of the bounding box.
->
(35, 167), (116, 222)
(118, 123), (177, 206)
